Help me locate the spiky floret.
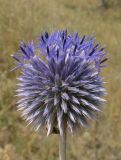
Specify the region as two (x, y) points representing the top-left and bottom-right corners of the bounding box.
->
(12, 30), (107, 136)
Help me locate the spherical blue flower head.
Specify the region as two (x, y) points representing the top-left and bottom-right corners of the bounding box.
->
(12, 30), (107, 136)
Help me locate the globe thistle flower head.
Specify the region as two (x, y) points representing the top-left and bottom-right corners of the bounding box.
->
(12, 30), (107, 136)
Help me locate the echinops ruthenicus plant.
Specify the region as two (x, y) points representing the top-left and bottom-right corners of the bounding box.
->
(12, 30), (107, 160)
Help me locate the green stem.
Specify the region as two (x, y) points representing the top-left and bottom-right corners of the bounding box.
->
(59, 122), (67, 160)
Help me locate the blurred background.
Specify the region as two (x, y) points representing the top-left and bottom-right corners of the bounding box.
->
(0, 0), (121, 159)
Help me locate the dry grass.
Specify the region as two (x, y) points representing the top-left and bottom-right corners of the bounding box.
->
(0, 0), (121, 159)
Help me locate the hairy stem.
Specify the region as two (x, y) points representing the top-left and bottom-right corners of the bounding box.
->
(59, 121), (67, 160)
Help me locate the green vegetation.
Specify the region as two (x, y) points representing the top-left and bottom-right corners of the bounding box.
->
(0, 0), (121, 159)
(100, 0), (121, 8)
